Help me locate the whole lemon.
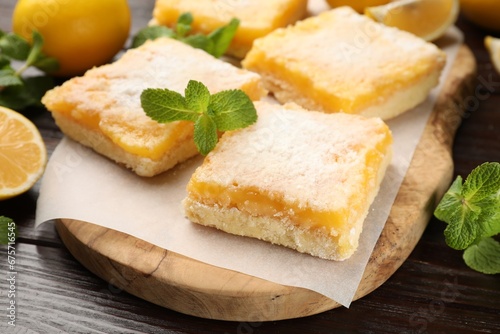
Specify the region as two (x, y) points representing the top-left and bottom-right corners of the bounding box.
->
(12, 0), (131, 77)
(326, 0), (391, 13)
(460, 0), (500, 31)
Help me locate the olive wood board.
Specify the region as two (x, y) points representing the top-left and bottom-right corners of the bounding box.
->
(55, 45), (476, 322)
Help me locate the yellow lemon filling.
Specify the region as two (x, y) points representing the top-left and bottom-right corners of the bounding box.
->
(42, 38), (266, 166)
(183, 101), (393, 260)
(242, 7), (446, 120)
(186, 111), (392, 233)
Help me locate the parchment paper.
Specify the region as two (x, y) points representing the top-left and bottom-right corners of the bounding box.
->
(35, 27), (462, 307)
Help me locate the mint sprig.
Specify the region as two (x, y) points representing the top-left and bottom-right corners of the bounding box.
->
(434, 162), (500, 274)
(141, 80), (257, 155)
(132, 13), (239, 58)
(0, 29), (59, 110)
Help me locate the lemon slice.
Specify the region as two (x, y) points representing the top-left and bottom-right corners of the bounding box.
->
(485, 36), (500, 74)
(0, 106), (47, 200)
(326, 0), (391, 13)
(365, 0), (460, 42)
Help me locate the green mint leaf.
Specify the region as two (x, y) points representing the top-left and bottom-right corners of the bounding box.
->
(434, 176), (464, 225)
(483, 211), (500, 237)
(435, 176), (479, 249)
(0, 85), (31, 109)
(194, 113), (218, 155)
(0, 68), (23, 86)
(463, 237), (500, 274)
(141, 88), (199, 123)
(25, 31), (44, 67)
(207, 18), (239, 58)
(131, 26), (175, 48)
(463, 162), (500, 203)
(0, 89), (33, 109)
(462, 162), (500, 238)
(132, 13), (237, 58)
(142, 80), (257, 155)
(435, 162), (500, 250)
(185, 80), (210, 113)
(181, 34), (213, 53)
(23, 75), (56, 103)
(0, 216), (17, 245)
(0, 55), (10, 68)
(209, 89), (257, 131)
(0, 33), (31, 60)
(443, 213), (480, 251)
(176, 12), (193, 38)
(33, 54), (60, 73)
(0, 29), (5, 39)
(0, 75), (55, 110)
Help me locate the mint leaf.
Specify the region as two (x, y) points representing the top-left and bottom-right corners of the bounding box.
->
(33, 54), (60, 73)
(463, 162), (500, 202)
(194, 113), (218, 155)
(141, 80), (257, 155)
(23, 75), (56, 104)
(0, 32), (31, 60)
(176, 12), (193, 37)
(25, 31), (44, 67)
(435, 163), (500, 250)
(435, 162), (500, 274)
(0, 55), (10, 68)
(209, 89), (257, 131)
(0, 75), (55, 110)
(182, 34), (212, 52)
(436, 176), (480, 249)
(0, 30), (57, 110)
(463, 237), (500, 274)
(23, 31), (59, 73)
(185, 80), (210, 113)
(0, 68), (23, 86)
(434, 176), (464, 225)
(479, 209), (500, 238)
(443, 215), (479, 250)
(131, 13), (237, 58)
(131, 26), (175, 48)
(0, 85), (32, 109)
(0, 216), (17, 245)
(207, 18), (239, 58)
(141, 88), (199, 122)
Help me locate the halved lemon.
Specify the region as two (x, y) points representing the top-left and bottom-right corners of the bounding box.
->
(365, 0), (460, 42)
(485, 36), (500, 73)
(0, 106), (47, 200)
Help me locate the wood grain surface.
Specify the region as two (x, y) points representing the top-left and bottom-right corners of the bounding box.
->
(54, 44), (476, 321)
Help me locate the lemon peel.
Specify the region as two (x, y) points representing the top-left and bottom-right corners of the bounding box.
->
(0, 106), (47, 200)
(365, 0), (460, 42)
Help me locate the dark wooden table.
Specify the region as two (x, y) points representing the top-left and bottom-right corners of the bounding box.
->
(1, 1), (499, 333)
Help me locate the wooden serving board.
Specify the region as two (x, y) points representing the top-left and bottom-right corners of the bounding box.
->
(55, 45), (476, 321)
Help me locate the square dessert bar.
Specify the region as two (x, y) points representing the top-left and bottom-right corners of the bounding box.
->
(242, 6), (447, 120)
(152, 0), (308, 58)
(42, 38), (266, 177)
(183, 101), (393, 261)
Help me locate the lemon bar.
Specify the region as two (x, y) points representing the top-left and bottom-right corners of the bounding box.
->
(42, 38), (266, 177)
(242, 7), (447, 120)
(152, 0), (308, 58)
(183, 101), (393, 261)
